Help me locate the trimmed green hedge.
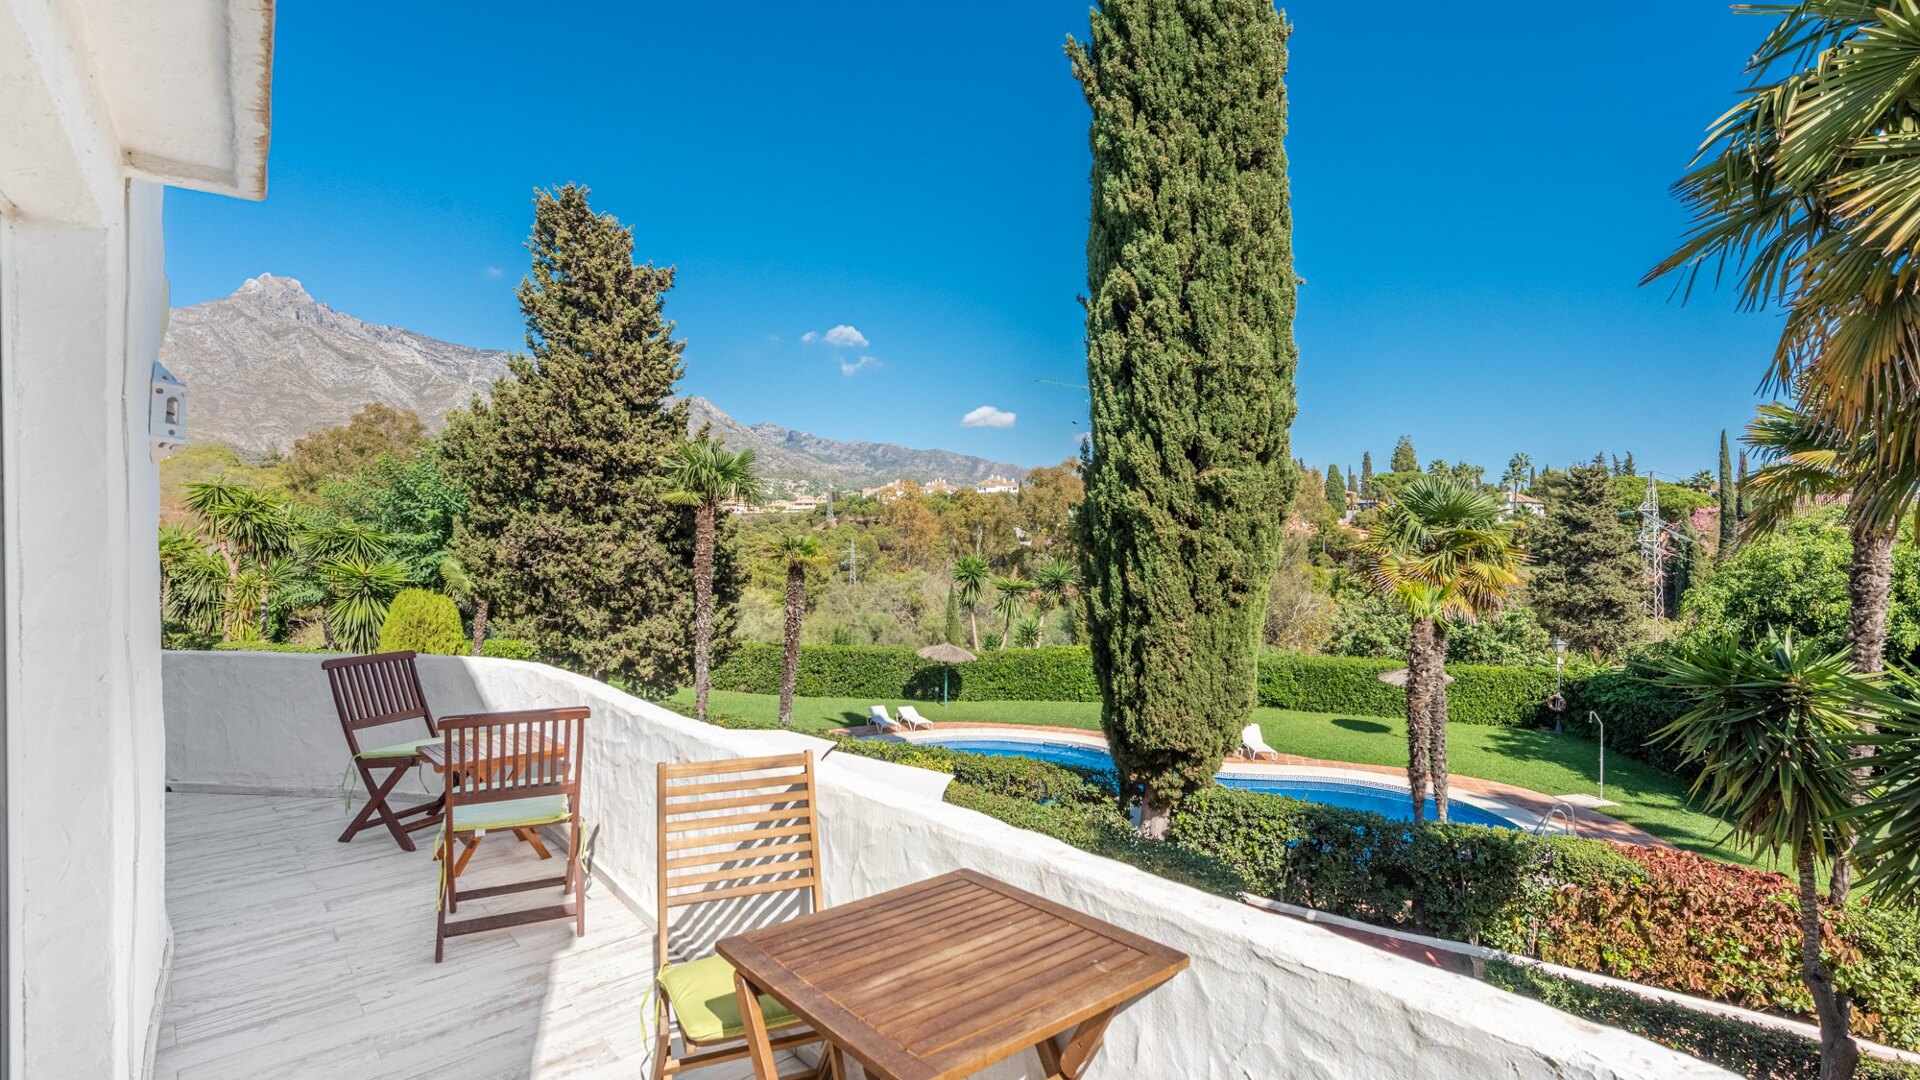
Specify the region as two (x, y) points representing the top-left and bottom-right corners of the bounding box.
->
(479, 637), (538, 661)
(208, 641), (335, 654)
(713, 644), (1555, 726)
(1486, 960), (1920, 1080)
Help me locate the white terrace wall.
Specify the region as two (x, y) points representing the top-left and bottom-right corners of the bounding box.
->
(164, 651), (1730, 1080)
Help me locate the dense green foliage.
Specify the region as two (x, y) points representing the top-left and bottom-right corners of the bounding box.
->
(442, 185), (718, 692)
(1532, 464), (1647, 656)
(1680, 513), (1920, 665)
(1484, 961), (1920, 1080)
(1391, 435), (1418, 473)
(710, 643), (1557, 725)
(1608, 474), (1714, 523)
(1071, 0), (1298, 821)
(478, 637), (537, 660)
(378, 589), (467, 655)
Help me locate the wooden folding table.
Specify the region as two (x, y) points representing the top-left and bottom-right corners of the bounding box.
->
(716, 868), (1189, 1080)
(419, 723), (564, 868)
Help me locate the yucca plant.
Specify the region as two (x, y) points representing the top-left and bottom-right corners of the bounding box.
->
(1658, 632), (1905, 1080)
(952, 554), (991, 651)
(1359, 475), (1524, 821)
(665, 439), (762, 721)
(1032, 559), (1079, 644)
(321, 556), (410, 653)
(992, 577), (1034, 650)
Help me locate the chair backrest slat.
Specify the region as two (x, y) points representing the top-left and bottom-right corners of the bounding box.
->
(655, 752), (822, 971)
(322, 651), (435, 754)
(440, 707), (588, 810)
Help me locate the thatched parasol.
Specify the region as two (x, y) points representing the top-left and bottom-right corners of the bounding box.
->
(1377, 667), (1455, 687)
(917, 643), (978, 705)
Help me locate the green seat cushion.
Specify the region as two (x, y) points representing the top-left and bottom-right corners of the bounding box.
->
(657, 955), (797, 1045)
(449, 794), (570, 833)
(357, 735), (438, 760)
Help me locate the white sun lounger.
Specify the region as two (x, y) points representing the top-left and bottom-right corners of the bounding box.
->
(896, 706), (934, 730)
(1240, 723), (1279, 761)
(869, 705), (904, 733)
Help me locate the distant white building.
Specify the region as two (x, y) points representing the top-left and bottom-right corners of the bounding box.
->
(976, 474), (1022, 494)
(1501, 490), (1545, 517)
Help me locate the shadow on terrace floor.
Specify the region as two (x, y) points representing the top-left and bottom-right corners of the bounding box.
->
(153, 793), (792, 1079)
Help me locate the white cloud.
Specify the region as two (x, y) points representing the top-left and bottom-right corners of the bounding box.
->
(840, 355), (880, 376)
(801, 330), (819, 344)
(484, 266), (504, 279)
(819, 324), (868, 348)
(961, 405), (1017, 429)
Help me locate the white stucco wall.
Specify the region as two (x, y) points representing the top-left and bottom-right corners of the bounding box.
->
(1, 185), (173, 1080)
(166, 651), (1732, 1080)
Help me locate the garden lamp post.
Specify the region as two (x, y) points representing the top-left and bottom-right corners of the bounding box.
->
(1551, 637), (1568, 733)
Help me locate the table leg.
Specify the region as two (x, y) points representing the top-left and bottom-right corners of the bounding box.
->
(1034, 1006), (1117, 1080)
(513, 827), (553, 858)
(733, 971), (782, 1080)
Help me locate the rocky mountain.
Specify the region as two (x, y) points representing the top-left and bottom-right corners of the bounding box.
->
(161, 274), (511, 455)
(682, 396), (1027, 495)
(161, 275), (1028, 492)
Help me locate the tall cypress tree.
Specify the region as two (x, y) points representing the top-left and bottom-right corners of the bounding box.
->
(1071, 0), (1296, 836)
(1360, 451), (1373, 496)
(1736, 448), (1749, 522)
(1718, 430), (1736, 556)
(1346, 465), (1357, 494)
(443, 185), (719, 691)
(1324, 464), (1344, 507)
(1391, 436), (1417, 473)
(1530, 463), (1645, 655)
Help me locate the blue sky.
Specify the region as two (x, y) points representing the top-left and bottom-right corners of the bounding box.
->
(165, 2), (1777, 479)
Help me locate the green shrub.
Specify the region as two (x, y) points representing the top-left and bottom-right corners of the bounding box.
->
(1485, 960), (1920, 1080)
(479, 637), (537, 661)
(207, 641), (335, 654)
(712, 644), (1558, 725)
(378, 589), (466, 655)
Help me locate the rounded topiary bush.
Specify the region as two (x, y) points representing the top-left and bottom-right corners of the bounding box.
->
(378, 589), (466, 655)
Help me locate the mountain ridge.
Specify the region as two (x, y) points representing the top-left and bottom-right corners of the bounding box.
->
(160, 275), (1028, 493)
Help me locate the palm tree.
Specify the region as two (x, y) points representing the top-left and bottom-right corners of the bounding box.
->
(1360, 476), (1524, 822)
(1031, 559), (1078, 645)
(991, 577), (1034, 649)
(1658, 633), (1898, 1080)
(763, 533), (822, 728)
(321, 556), (409, 653)
(952, 554), (991, 651)
(1648, 4), (1920, 482)
(183, 480), (296, 637)
(664, 440), (763, 721)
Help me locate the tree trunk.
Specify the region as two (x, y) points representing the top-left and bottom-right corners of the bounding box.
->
(1405, 618), (1436, 823)
(1140, 787), (1171, 840)
(1799, 842), (1860, 1080)
(1428, 621), (1452, 822)
(1834, 518), (1896, 905)
(779, 561), (804, 728)
(469, 596), (490, 657)
(693, 502), (716, 722)
(968, 607), (979, 652)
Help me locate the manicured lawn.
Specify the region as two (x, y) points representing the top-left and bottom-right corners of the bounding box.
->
(672, 689), (1750, 864)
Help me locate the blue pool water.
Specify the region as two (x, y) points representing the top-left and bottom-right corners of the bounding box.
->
(920, 736), (1519, 830)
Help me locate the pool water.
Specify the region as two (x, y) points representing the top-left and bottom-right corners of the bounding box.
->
(920, 736), (1519, 830)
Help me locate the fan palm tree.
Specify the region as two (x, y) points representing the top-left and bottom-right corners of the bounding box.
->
(665, 440), (763, 721)
(763, 532), (822, 728)
(1031, 559), (1079, 645)
(1360, 476), (1524, 822)
(952, 554), (991, 651)
(1648, 3), (1920, 481)
(1658, 632), (1901, 1080)
(991, 577), (1034, 650)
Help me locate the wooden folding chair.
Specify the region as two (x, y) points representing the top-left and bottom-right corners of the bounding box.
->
(323, 650), (443, 852)
(651, 753), (840, 1080)
(434, 706), (589, 962)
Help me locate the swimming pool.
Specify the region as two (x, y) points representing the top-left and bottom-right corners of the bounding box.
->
(917, 735), (1521, 830)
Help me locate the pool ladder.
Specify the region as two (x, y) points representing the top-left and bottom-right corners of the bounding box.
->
(1532, 802), (1580, 838)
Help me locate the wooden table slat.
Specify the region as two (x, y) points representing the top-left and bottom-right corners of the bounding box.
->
(717, 869), (1188, 1080)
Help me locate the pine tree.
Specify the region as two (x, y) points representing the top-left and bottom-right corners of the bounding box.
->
(1360, 451), (1374, 496)
(1391, 436), (1417, 473)
(1072, 0), (1296, 837)
(1718, 430), (1736, 557)
(1323, 464), (1344, 507)
(1622, 451), (1636, 477)
(1529, 462), (1646, 655)
(442, 184), (720, 691)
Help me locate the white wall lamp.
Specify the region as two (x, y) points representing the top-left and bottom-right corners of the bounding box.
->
(149, 361), (186, 461)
